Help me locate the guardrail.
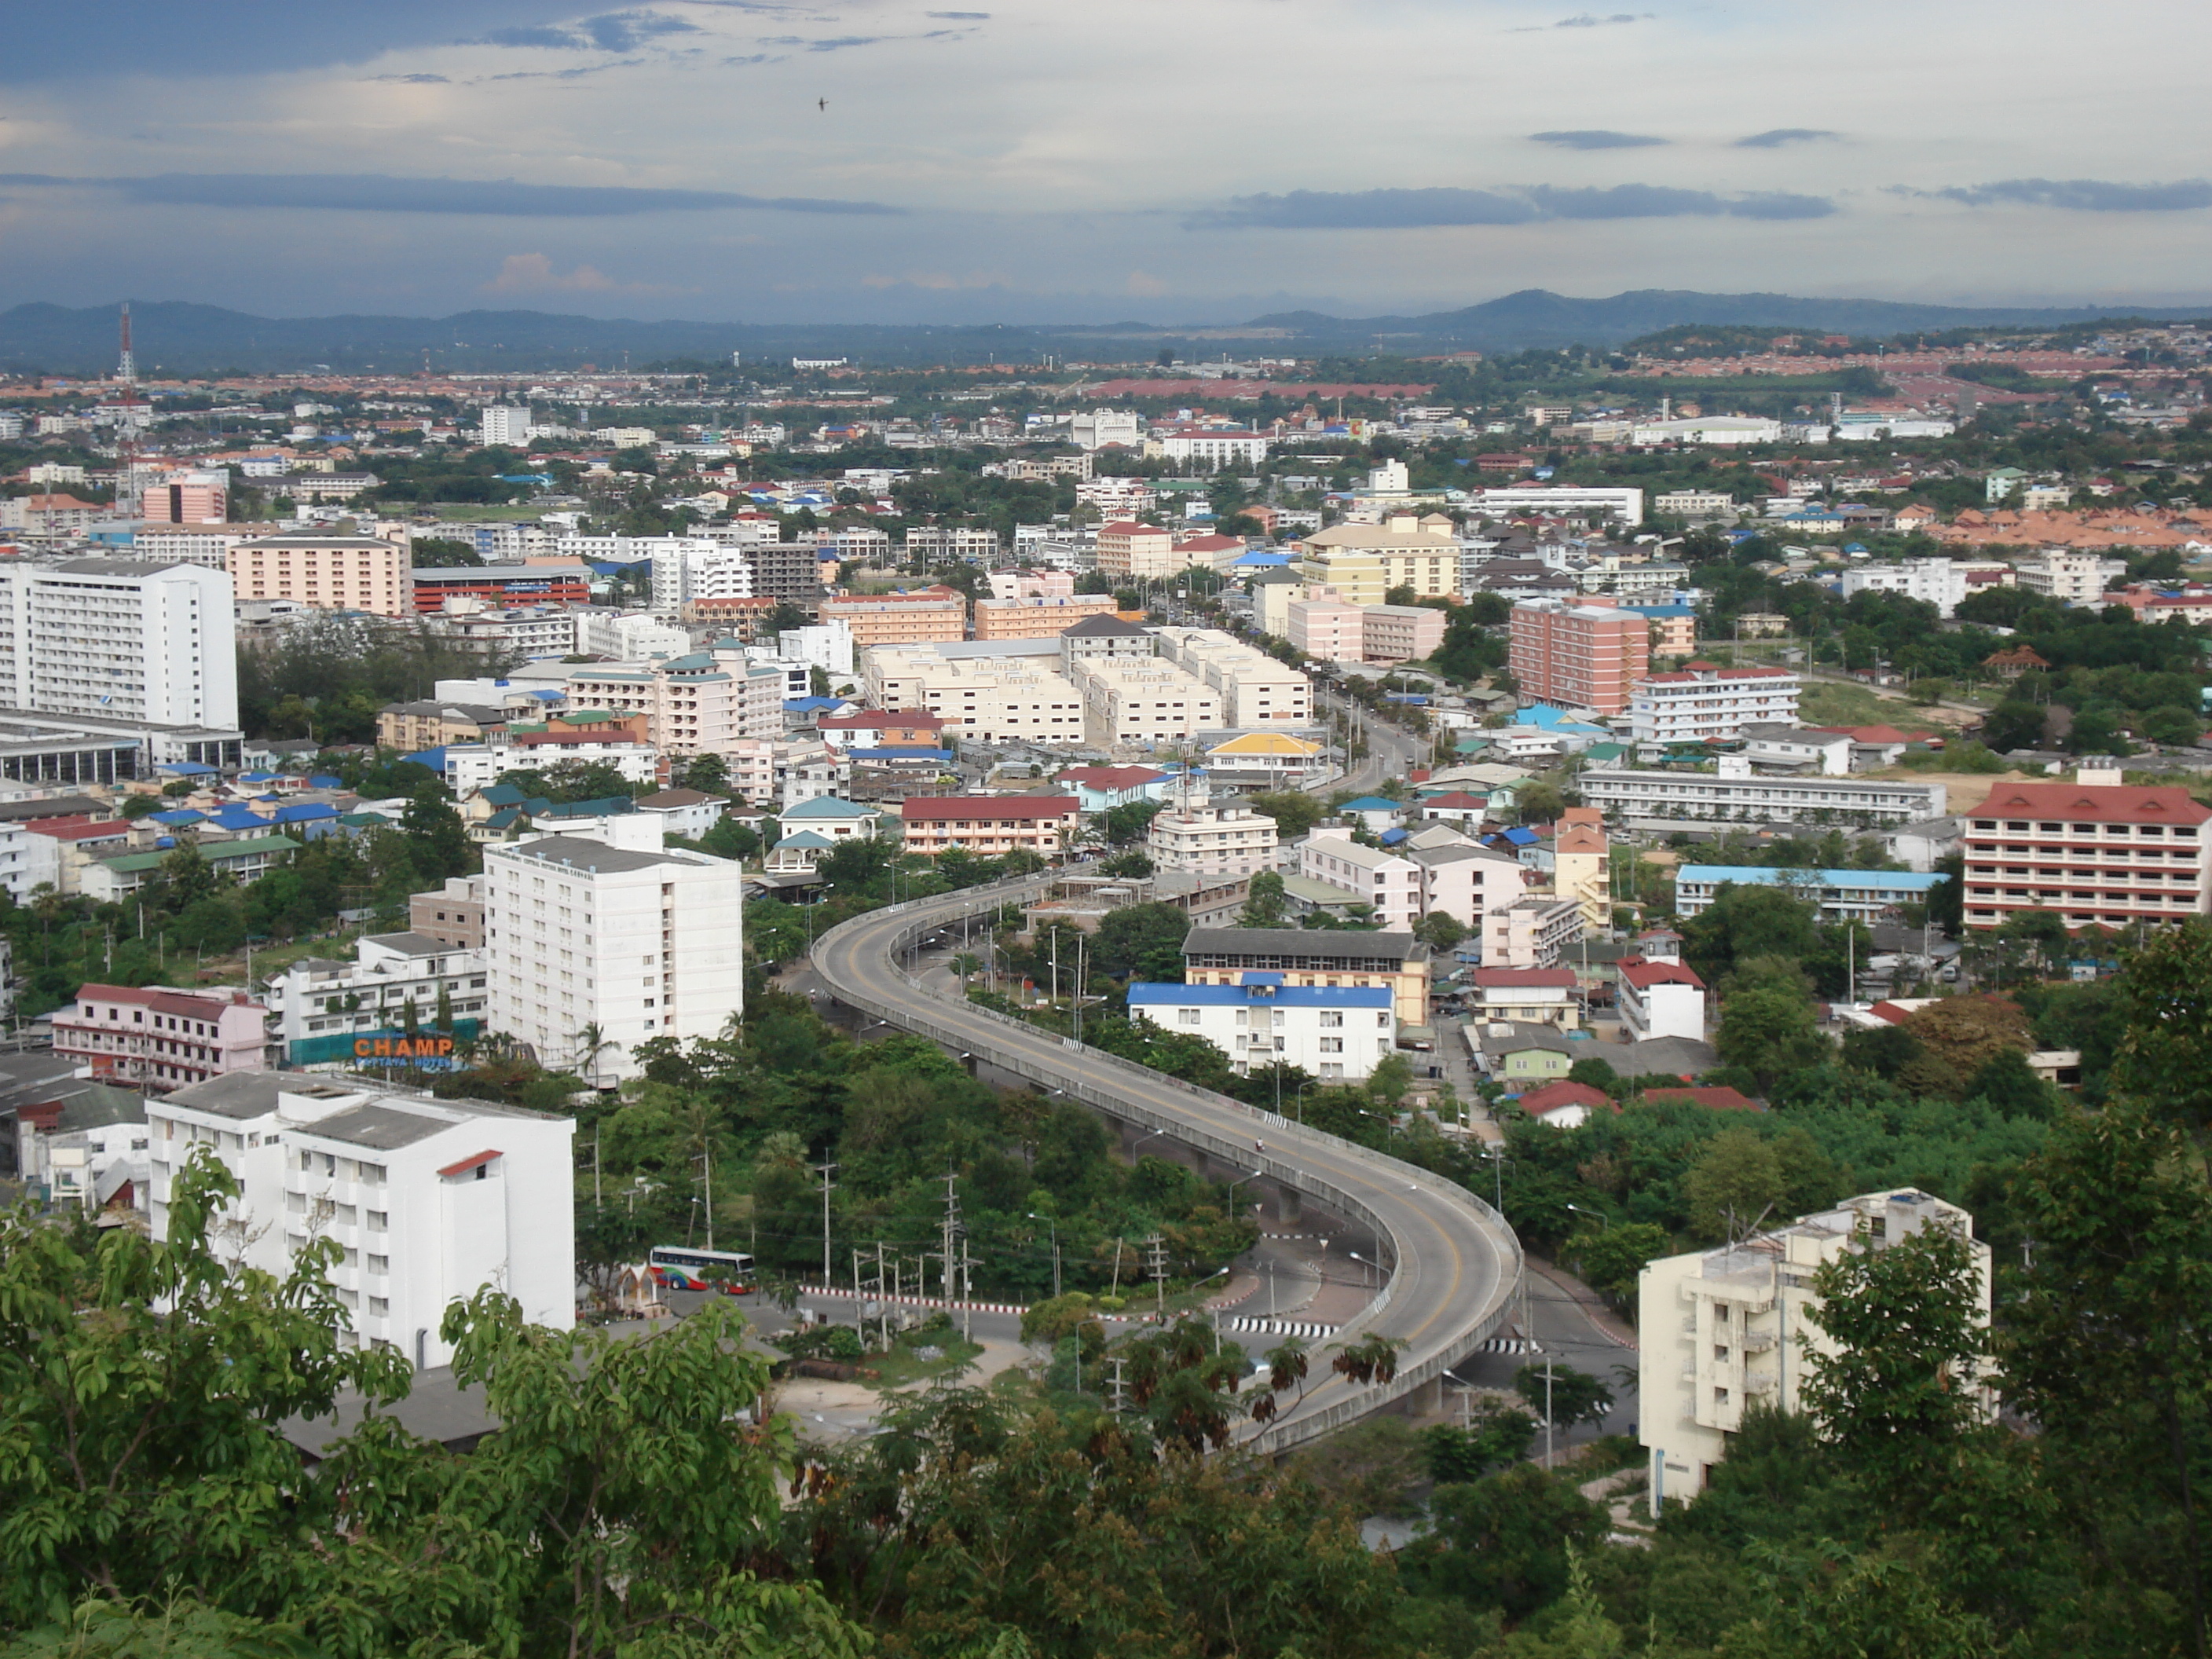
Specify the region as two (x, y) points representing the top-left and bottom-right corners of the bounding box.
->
(812, 870), (1523, 1455)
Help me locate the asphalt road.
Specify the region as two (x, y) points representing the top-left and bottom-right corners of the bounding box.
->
(810, 873), (1522, 1448)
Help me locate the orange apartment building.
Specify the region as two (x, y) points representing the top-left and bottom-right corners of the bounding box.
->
(1508, 595), (1650, 715)
(683, 595), (778, 641)
(900, 794), (1080, 856)
(1959, 769), (2212, 932)
(819, 587), (968, 651)
(228, 534), (412, 617)
(1094, 521), (1180, 581)
(970, 594), (1121, 639)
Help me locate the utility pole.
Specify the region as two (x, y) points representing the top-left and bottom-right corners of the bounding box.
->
(593, 1126), (602, 1209)
(694, 1148), (715, 1251)
(960, 1230), (974, 1342)
(1146, 1232), (1168, 1319)
(814, 1161), (837, 1287)
(939, 1171), (963, 1308)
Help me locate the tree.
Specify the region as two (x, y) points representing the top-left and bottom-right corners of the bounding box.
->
(2067, 707), (2133, 756)
(1247, 790), (1322, 840)
(1684, 1126), (1788, 1241)
(1800, 1214), (1991, 1503)
(1564, 1221), (1671, 1302)
(1100, 798), (1166, 844)
(2144, 705), (2203, 747)
(1089, 901), (1191, 981)
(1404, 1463), (1607, 1621)
(1415, 911), (1467, 950)
(1715, 984), (1829, 1093)
(1513, 1360), (1615, 1431)
(1422, 1401), (1537, 1484)
(1979, 698), (2049, 753)
(1100, 850), (1155, 878)
(1239, 869), (1288, 928)
(399, 786), (474, 883)
(1899, 995), (2034, 1099)
(674, 751), (731, 796)
(1682, 882), (1822, 985)
(1515, 780), (1566, 826)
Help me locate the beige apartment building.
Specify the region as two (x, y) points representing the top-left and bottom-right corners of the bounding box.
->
(564, 650), (784, 753)
(818, 588), (967, 651)
(1151, 627), (1313, 727)
(1074, 656), (1224, 748)
(864, 645), (1092, 746)
(1145, 802), (1279, 877)
(1094, 522), (1180, 581)
(1639, 1190), (1992, 1503)
(228, 534), (411, 617)
(971, 594), (1121, 639)
(901, 794), (1080, 855)
(1295, 512), (1461, 605)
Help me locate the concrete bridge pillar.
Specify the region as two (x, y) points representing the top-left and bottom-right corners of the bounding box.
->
(1269, 1185), (1302, 1226)
(1401, 1375), (1444, 1418)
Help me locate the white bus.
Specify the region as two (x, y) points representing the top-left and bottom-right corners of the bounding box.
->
(647, 1245), (756, 1295)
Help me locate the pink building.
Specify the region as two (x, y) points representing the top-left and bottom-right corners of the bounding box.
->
(1287, 591), (1364, 663)
(1508, 595), (1651, 715)
(53, 984), (271, 1092)
(1362, 603), (1445, 665)
(140, 474), (229, 524)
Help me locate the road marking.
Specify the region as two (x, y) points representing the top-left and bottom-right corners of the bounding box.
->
(1227, 1317), (1337, 1339)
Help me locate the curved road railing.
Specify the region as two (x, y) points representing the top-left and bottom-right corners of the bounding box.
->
(811, 870), (1523, 1454)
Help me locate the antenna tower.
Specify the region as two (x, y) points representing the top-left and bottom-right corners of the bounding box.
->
(115, 303), (142, 509)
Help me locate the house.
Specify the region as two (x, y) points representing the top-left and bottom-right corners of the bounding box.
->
(1125, 979), (1397, 1082)
(1887, 815), (1963, 873)
(1467, 968), (1580, 1029)
(1183, 928), (1433, 1026)
(1469, 1020), (1577, 1084)
(766, 830), (837, 872)
(1056, 764), (1176, 814)
(1515, 1079), (1615, 1128)
(1983, 645), (2051, 679)
(775, 796), (883, 842)
(1617, 958), (1708, 1044)
(1740, 725), (1854, 777)
(901, 795), (1079, 857)
(1335, 796), (1404, 833)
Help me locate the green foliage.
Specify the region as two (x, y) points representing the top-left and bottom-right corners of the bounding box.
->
(1562, 1221), (1671, 1302)
(1512, 1361), (1615, 1432)
(1423, 1402), (1538, 1484)
(1404, 1464), (1608, 1621)
(1246, 790), (1323, 839)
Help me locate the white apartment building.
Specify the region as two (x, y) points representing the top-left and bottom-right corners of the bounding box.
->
(1297, 830), (1422, 930)
(132, 527), (247, 569)
(441, 739), (660, 793)
(1152, 626), (1313, 727)
(480, 405), (533, 447)
(1126, 980), (1396, 1081)
(1466, 485), (1644, 523)
(776, 623), (857, 679)
(1579, 764), (1946, 826)
(0, 559), (239, 729)
(1408, 841), (1529, 939)
(1145, 802), (1278, 877)
(1075, 478), (1159, 519)
(866, 643), (1090, 746)
(1152, 429), (1270, 468)
(1070, 409), (1143, 451)
(1489, 895), (1587, 970)
(1629, 665), (1801, 747)
(264, 933), (490, 1064)
(576, 610), (690, 660)
(427, 606), (578, 658)
(1653, 491), (1738, 518)
(145, 1072), (575, 1369)
(1640, 1190), (1991, 1502)
(1073, 656), (1224, 748)
(1617, 957), (1706, 1043)
(482, 834), (745, 1083)
(2012, 550), (2129, 606)
(647, 540), (755, 612)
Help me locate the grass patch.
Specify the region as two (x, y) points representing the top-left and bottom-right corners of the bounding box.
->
(424, 504), (546, 522)
(1797, 680), (1910, 727)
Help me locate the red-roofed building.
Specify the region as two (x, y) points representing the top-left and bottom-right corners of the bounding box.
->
(20, 816), (134, 895)
(902, 794), (1080, 857)
(1960, 771), (2212, 930)
(1517, 1079), (1616, 1127)
(53, 984), (271, 1091)
(818, 709), (950, 752)
(1617, 956), (1708, 1044)
(1629, 661), (1801, 745)
(1172, 533), (1247, 572)
(1468, 967), (1581, 1028)
(1642, 1085), (1762, 1112)
(0, 494), (105, 534)
(1417, 790), (1492, 830)
(1095, 521), (1179, 580)
(1054, 764), (1174, 811)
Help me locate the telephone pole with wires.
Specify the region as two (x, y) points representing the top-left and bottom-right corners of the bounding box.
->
(814, 1161), (837, 1287)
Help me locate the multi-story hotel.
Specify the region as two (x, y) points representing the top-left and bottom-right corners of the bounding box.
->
(1959, 766), (2212, 932)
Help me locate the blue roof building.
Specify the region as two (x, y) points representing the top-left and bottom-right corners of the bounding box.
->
(1672, 864), (1946, 923)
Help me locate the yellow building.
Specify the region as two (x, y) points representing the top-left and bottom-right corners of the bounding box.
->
(1550, 809), (1610, 927)
(1295, 511), (1460, 604)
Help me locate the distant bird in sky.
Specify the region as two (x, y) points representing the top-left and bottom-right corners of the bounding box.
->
(819, 97), (828, 112)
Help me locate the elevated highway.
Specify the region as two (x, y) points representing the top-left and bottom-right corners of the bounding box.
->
(811, 870), (1522, 1452)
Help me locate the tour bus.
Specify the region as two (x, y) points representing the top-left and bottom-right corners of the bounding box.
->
(646, 1245), (756, 1295)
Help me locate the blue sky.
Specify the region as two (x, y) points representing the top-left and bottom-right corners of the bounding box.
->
(0, 0), (2207, 323)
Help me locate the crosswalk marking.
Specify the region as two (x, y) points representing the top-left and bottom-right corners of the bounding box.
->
(1478, 1336), (1533, 1354)
(1226, 1317), (1337, 1339)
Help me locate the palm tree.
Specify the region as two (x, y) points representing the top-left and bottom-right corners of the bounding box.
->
(574, 1021), (621, 1090)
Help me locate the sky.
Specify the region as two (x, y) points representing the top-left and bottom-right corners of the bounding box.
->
(0, 0), (2207, 325)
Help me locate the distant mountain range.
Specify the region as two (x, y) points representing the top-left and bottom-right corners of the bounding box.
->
(0, 290), (2204, 375)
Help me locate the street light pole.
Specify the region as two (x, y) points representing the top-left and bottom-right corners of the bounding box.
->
(1029, 1211), (1060, 1298)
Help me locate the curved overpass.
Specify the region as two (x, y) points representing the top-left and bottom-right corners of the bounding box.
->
(811, 871), (1522, 1452)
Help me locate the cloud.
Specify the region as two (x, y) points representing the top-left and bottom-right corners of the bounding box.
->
(478, 9), (699, 50)
(1927, 178), (2212, 212)
(1509, 11), (1648, 28)
(484, 253), (619, 291)
(928, 9), (991, 16)
(0, 171), (902, 217)
(1192, 184), (1835, 229)
(1530, 130), (1666, 150)
(1734, 128), (1840, 148)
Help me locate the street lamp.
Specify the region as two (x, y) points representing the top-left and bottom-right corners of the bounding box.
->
(1565, 1202), (1610, 1231)
(1027, 1212), (1061, 1298)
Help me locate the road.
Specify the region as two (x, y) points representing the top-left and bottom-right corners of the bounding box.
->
(1309, 685), (1432, 797)
(811, 870), (1523, 1452)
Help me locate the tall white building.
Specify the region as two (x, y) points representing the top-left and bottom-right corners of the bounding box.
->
(1639, 1189), (1991, 1503)
(482, 835), (745, 1082)
(646, 540), (755, 613)
(1126, 980), (1396, 1081)
(145, 1071), (576, 1369)
(1628, 664), (1801, 747)
(0, 559), (238, 729)
(1145, 801), (1278, 877)
(480, 405), (533, 447)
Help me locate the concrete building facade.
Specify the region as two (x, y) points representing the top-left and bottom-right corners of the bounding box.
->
(1510, 596), (1650, 715)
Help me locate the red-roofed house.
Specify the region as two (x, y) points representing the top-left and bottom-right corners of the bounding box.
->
(1617, 957), (1708, 1044)
(1642, 1085), (1762, 1113)
(817, 710), (950, 753)
(1095, 522), (1178, 580)
(1468, 967), (1580, 1029)
(902, 794), (1080, 857)
(20, 816), (133, 895)
(1960, 771), (2212, 930)
(1173, 533), (1247, 572)
(0, 494), (105, 534)
(52, 984), (271, 1092)
(1517, 1079), (1616, 1127)
(1417, 790), (1492, 830)
(1054, 764), (1174, 811)
(1629, 661), (1801, 745)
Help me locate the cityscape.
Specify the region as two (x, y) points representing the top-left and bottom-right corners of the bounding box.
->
(2, 5), (2210, 1658)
